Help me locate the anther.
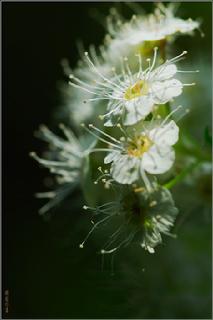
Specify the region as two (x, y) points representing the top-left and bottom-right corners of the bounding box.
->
(59, 123), (65, 129)
(149, 200), (157, 207)
(29, 151), (36, 157)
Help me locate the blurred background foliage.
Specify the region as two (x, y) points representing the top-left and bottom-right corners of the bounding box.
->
(3, 2), (212, 319)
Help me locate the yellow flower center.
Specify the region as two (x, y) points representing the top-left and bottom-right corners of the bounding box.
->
(124, 80), (149, 100)
(127, 135), (153, 157)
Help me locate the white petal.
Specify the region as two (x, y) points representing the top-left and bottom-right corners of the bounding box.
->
(152, 79), (183, 104)
(124, 96), (154, 125)
(168, 18), (199, 34)
(104, 151), (120, 164)
(149, 120), (179, 146)
(150, 64), (177, 81)
(141, 145), (175, 174)
(111, 155), (140, 184)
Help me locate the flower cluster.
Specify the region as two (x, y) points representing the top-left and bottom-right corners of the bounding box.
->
(32, 3), (202, 256)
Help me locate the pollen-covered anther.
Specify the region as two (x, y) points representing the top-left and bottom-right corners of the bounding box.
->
(79, 244), (84, 249)
(83, 205), (88, 210)
(127, 136), (153, 157)
(29, 151), (36, 157)
(149, 200), (157, 207)
(134, 187), (146, 193)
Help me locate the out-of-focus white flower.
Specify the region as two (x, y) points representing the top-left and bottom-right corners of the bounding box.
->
(60, 46), (111, 126)
(80, 185), (178, 254)
(85, 118), (179, 188)
(70, 49), (195, 126)
(30, 124), (96, 214)
(105, 3), (200, 59)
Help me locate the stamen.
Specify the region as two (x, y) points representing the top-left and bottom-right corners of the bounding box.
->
(79, 215), (112, 249)
(182, 82), (196, 86)
(84, 52), (122, 90)
(123, 56), (134, 83)
(161, 105), (183, 126)
(81, 124), (123, 150)
(177, 70), (199, 73)
(135, 53), (143, 78)
(88, 124), (122, 145)
(150, 47), (158, 72)
(168, 51), (187, 63)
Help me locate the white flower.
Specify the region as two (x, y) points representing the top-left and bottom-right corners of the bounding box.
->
(105, 3), (200, 58)
(60, 46), (111, 126)
(85, 117), (179, 188)
(70, 49), (195, 126)
(30, 124), (96, 214)
(80, 185), (178, 255)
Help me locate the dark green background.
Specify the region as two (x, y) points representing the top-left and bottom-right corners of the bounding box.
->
(3, 2), (212, 319)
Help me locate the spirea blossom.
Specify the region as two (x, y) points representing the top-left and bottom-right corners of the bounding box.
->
(105, 3), (200, 58)
(81, 185), (178, 254)
(61, 46), (111, 126)
(69, 49), (195, 126)
(85, 117), (179, 187)
(30, 124), (96, 214)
